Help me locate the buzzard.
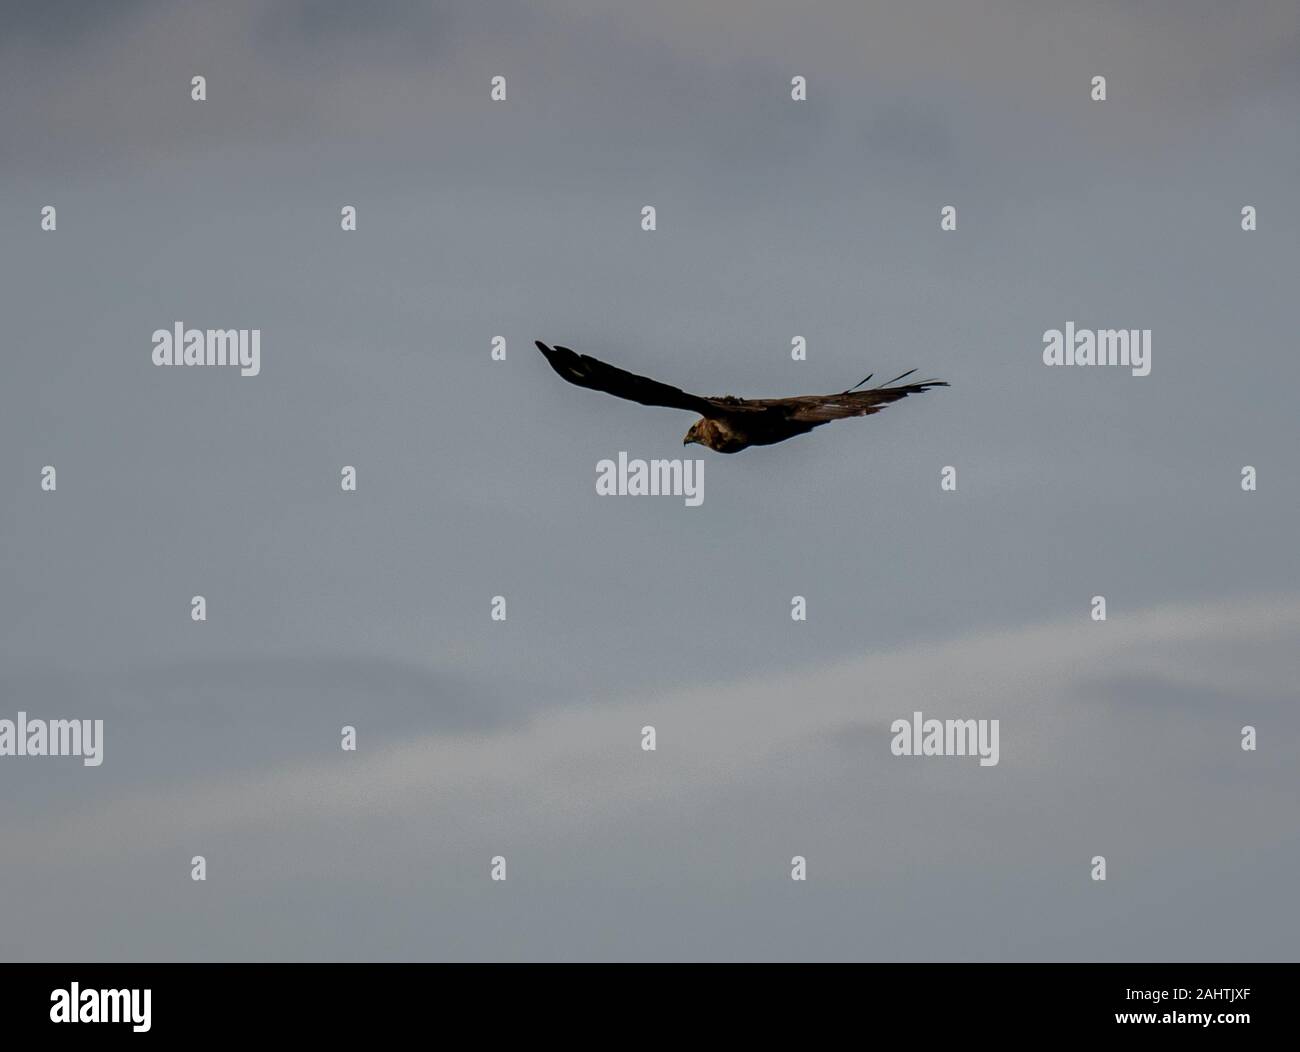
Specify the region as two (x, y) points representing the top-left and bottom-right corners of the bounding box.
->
(535, 341), (947, 453)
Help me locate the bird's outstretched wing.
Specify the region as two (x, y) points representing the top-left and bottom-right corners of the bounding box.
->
(749, 369), (949, 424)
(535, 342), (716, 414)
(536, 342), (947, 424)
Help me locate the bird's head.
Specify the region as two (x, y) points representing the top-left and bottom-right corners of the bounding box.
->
(683, 421), (702, 446)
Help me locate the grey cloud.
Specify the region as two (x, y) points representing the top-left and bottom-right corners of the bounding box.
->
(5, 594), (1297, 960)
(1069, 674), (1294, 715)
(0, 0), (158, 47)
(5, 0), (1297, 179)
(0, 656), (525, 819)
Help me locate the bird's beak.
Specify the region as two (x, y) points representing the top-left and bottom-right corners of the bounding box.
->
(683, 436), (692, 446)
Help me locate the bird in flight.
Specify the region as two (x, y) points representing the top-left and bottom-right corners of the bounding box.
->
(535, 341), (948, 453)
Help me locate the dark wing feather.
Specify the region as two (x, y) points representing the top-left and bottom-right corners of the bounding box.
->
(537, 341), (947, 427)
(535, 342), (715, 414)
(749, 376), (948, 424)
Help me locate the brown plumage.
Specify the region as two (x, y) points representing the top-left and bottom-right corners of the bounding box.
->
(535, 341), (948, 453)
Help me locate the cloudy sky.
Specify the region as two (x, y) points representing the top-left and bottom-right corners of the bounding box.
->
(1, 0), (1297, 960)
